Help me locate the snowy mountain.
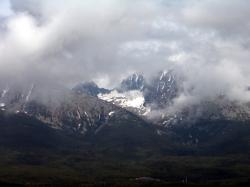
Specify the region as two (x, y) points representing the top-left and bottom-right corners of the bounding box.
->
(144, 70), (178, 108)
(97, 70), (178, 118)
(75, 71), (250, 128)
(1, 77), (250, 161)
(0, 83), (147, 135)
(2, 70), (250, 137)
(119, 73), (145, 91)
(157, 99), (250, 128)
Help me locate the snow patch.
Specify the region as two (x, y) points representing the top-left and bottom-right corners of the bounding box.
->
(1, 86), (9, 98)
(109, 111), (115, 116)
(160, 71), (167, 81)
(84, 111), (89, 117)
(78, 123), (82, 129)
(76, 109), (81, 119)
(168, 75), (172, 82)
(98, 90), (151, 116)
(25, 84), (34, 102)
(142, 107), (151, 116)
(98, 90), (145, 108)
(0, 103), (5, 107)
(156, 129), (166, 136)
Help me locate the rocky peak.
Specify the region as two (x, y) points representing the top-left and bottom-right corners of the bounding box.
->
(144, 70), (178, 108)
(120, 73), (145, 91)
(72, 81), (110, 97)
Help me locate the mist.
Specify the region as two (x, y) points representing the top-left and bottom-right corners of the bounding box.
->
(0, 0), (250, 109)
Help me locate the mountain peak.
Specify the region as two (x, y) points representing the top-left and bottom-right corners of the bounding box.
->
(73, 81), (110, 97)
(144, 70), (178, 108)
(120, 73), (145, 91)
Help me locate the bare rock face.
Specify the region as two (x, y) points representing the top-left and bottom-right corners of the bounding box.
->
(120, 73), (145, 92)
(73, 81), (110, 96)
(143, 70), (178, 108)
(0, 83), (144, 135)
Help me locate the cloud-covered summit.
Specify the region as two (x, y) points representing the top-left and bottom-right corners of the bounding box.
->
(0, 0), (250, 108)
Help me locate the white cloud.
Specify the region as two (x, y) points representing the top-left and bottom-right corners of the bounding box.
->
(0, 0), (250, 108)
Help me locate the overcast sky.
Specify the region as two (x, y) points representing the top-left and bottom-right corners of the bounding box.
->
(0, 0), (250, 107)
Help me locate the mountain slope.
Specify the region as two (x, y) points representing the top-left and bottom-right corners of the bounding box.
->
(73, 82), (110, 97)
(0, 112), (84, 151)
(0, 84), (250, 186)
(85, 71), (179, 117)
(1, 83), (151, 135)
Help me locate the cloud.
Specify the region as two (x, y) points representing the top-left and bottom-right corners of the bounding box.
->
(1, 0), (165, 86)
(0, 0), (249, 108)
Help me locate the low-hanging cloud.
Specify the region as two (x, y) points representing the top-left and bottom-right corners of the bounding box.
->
(0, 0), (250, 109)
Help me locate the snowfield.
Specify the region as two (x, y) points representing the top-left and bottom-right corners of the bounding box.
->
(98, 90), (150, 115)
